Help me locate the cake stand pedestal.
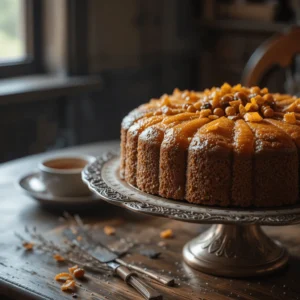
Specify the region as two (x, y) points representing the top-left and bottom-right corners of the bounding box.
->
(82, 152), (300, 278)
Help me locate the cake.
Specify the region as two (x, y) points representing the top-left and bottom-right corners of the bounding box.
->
(120, 83), (300, 207)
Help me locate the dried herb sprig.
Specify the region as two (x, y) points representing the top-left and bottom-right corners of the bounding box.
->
(15, 227), (112, 274)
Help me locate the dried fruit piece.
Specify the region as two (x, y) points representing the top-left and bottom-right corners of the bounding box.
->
(245, 103), (253, 111)
(283, 112), (297, 124)
(68, 265), (79, 275)
(53, 254), (65, 262)
(244, 112), (263, 122)
(73, 268), (85, 279)
(55, 272), (73, 282)
(22, 242), (34, 251)
(160, 229), (173, 239)
(239, 104), (247, 116)
(229, 100), (241, 109)
(104, 225), (116, 236)
(61, 279), (76, 292)
(200, 109), (212, 118)
(76, 236), (82, 242)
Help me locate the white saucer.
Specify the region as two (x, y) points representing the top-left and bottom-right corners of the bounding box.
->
(18, 172), (103, 206)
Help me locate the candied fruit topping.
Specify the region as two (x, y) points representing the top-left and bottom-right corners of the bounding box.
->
(244, 112), (263, 122)
(284, 112), (297, 124)
(152, 83), (299, 123)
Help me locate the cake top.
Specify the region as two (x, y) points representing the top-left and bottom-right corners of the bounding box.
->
(143, 83), (300, 125)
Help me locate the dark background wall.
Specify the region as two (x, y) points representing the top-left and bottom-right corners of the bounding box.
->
(0, 0), (298, 162)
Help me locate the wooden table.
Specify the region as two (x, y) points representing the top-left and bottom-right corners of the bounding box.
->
(0, 141), (300, 300)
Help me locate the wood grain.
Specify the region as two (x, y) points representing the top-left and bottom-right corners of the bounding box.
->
(0, 142), (300, 300)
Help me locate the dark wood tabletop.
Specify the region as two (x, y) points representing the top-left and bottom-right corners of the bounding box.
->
(0, 141), (300, 300)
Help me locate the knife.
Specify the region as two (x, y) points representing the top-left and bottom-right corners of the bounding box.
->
(70, 214), (175, 286)
(64, 229), (163, 300)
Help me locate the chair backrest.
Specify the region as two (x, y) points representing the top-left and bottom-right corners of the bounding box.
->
(242, 26), (300, 88)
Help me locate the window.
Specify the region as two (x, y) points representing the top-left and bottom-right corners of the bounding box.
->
(0, 0), (25, 63)
(0, 0), (41, 78)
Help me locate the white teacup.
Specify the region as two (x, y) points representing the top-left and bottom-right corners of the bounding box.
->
(38, 155), (95, 197)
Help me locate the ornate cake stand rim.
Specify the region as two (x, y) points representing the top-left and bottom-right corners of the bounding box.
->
(82, 152), (300, 226)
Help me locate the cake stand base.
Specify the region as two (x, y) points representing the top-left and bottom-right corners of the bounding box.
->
(183, 224), (288, 277)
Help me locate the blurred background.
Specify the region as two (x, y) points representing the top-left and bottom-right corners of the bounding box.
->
(0, 0), (300, 162)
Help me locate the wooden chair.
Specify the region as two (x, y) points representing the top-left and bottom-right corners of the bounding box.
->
(242, 26), (300, 95)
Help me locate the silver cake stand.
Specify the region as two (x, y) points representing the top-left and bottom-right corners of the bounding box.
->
(82, 152), (300, 278)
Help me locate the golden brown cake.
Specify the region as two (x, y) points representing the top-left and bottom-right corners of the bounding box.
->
(120, 83), (300, 207)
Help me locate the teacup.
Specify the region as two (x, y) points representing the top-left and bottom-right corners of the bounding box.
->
(38, 155), (95, 197)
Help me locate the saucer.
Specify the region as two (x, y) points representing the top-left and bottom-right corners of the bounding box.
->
(18, 172), (103, 206)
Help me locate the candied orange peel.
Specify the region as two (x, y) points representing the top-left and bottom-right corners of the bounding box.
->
(160, 229), (173, 239)
(244, 112), (263, 122)
(61, 279), (76, 292)
(53, 254), (65, 262)
(73, 268), (85, 279)
(55, 272), (73, 282)
(68, 265), (79, 275)
(284, 112), (297, 124)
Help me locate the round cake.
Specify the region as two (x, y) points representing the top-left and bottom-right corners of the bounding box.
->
(120, 83), (300, 207)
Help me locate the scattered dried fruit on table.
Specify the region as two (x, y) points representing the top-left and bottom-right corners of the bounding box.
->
(73, 268), (85, 279)
(53, 254), (65, 262)
(61, 279), (76, 292)
(104, 225), (116, 236)
(68, 265), (79, 275)
(55, 272), (73, 282)
(22, 242), (34, 251)
(160, 229), (173, 239)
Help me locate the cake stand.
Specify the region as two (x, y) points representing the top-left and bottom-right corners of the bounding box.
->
(82, 152), (300, 278)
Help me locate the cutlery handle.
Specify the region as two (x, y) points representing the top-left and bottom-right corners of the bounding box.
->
(116, 265), (163, 300)
(116, 258), (174, 286)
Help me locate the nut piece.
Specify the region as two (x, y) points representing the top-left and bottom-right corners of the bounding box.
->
(160, 229), (173, 239)
(284, 112), (297, 124)
(239, 104), (247, 116)
(53, 254), (65, 262)
(213, 108), (224, 117)
(55, 272), (73, 282)
(73, 268), (85, 279)
(262, 106), (274, 118)
(225, 106), (236, 116)
(61, 279), (76, 292)
(104, 225), (116, 236)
